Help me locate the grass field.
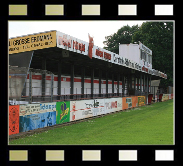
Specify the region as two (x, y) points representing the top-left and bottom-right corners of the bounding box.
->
(9, 100), (174, 145)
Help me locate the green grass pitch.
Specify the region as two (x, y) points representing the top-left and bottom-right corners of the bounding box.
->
(9, 99), (174, 145)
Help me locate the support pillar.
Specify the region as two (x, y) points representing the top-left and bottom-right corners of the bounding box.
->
(146, 75), (149, 104)
(112, 74), (114, 96)
(42, 58), (46, 101)
(57, 60), (61, 100)
(106, 72), (108, 98)
(137, 76), (139, 94)
(143, 74), (145, 93)
(149, 75), (151, 93)
(42, 71), (46, 101)
(29, 71), (32, 104)
(81, 66), (85, 98)
(140, 73), (142, 96)
(99, 70), (102, 97)
(70, 65), (74, 99)
(117, 74), (120, 96)
(51, 73), (54, 102)
(91, 68), (94, 99)
(122, 75), (125, 96)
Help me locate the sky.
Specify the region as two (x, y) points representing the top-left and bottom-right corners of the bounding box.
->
(8, 21), (145, 48)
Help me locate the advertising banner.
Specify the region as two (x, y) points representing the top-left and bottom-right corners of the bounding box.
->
(19, 111), (56, 132)
(9, 31), (56, 54)
(162, 94), (169, 101)
(91, 99), (105, 117)
(104, 98), (122, 114)
(122, 96), (138, 110)
(56, 31), (89, 56)
(40, 102), (56, 113)
(56, 101), (70, 124)
(9, 105), (19, 135)
(169, 94), (171, 100)
(20, 104), (40, 116)
(70, 98), (122, 121)
(138, 96), (146, 106)
(20, 102), (56, 116)
(70, 100), (93, 121)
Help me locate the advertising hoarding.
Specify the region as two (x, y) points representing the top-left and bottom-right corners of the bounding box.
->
(9, 105), (19, 135)
(20, 102), (56, 116)
(122, 96), (138, 110)
(70, 98), (122, 121)
(40, 102), (56, 112)
(56, 101), (70, 124)
(138, 96), (146, 106)
(9, 31), (56, 54)
(20, 104), (40, 116)
(70, 100), (93, 121)
(19, 111), (56, 132)
(162, 94), (169, 101)
(104, 98), (122, 114)
(56, 31), (89, 56)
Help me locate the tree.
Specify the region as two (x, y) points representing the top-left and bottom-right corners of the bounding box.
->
(133, 22), (173, 87)
(103, 22), (173, 87)
(103, 25), (139, 54)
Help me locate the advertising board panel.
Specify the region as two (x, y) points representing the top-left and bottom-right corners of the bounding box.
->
(9, 105), (19, 135)
(122, 96), (138, 110)
(70, 100), (93, 121)
(56, 31), (89, 56)
(56, 101), (70, 124)
(9, 31), (56, 54)
(138, 96), (146, 106)
(162, 94), (169, 101)
(20, 102), (56, 116)
(20, 104), (40, 116)
(104, 98), (122, 114)
(40, 102), (56, 113)
(19, 111), (56, 132)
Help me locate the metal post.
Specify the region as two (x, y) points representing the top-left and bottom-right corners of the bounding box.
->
(29, 71), (32, 104)
(70, 64), (74, 99)
(137, 76), (139, 95)
(122, 75), (125, 96)
(81, 66), (85, 98)
(143, 74), (145, 94)
(58, 59), (61, 100)
(147, 75), (149, 104)
(99, 70), (102, 97)
(51, 73), (54, 102)
(140, 73), (142, 96)
(106, 72), (108, 98)
(149, 75), (151, 93)
(112, 74), (114, 96)
(91, 68), (94, 99)
(42, 70), (46, 101)
(117, 74), (120, 96)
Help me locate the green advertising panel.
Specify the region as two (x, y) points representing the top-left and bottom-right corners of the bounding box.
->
(56, 101), (70, 124)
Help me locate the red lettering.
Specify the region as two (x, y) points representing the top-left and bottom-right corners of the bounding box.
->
(104, 52), (111, 60)
(82, 44), (85, 52)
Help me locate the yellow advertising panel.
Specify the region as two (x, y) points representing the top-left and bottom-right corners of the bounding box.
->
(138, 96), (146, 106)
(9, 31), (56, 54)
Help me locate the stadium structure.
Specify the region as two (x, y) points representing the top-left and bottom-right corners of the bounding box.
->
(9, 30), (167, 104)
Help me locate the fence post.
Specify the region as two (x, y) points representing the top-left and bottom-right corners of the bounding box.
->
(29, 71), (32, 104)
(51, 73), (54, 102)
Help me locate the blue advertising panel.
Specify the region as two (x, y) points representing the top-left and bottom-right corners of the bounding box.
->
(19, 111), (56, 132)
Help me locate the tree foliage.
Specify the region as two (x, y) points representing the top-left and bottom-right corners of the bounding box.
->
(103, 22), (173, 87)
(103, 25), (139, 54)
